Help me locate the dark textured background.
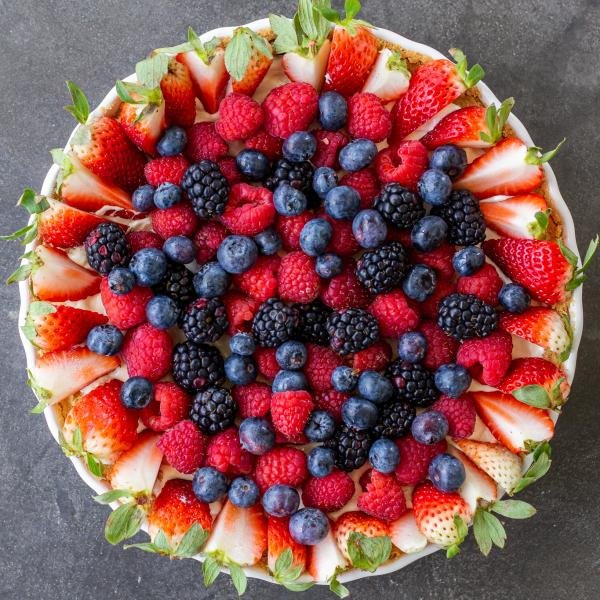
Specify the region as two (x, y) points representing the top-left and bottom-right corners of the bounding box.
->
(1, 1), (599, 598)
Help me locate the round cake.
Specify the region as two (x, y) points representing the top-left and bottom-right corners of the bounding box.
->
(8, 1), (595, 594)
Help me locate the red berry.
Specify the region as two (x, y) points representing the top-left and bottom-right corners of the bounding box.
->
(233, 255), (279, 301)
(347, 93), (392, 142)
(271, 390), (314, 437)
(255, 347), (279, 380)
(395, 436), (447, 486)
(304, 343), (343, 393)
(410, 242), (455, 279)
(498, 357), (570, 399)
(232, 382), (271, 419)
(254, 446), (308, 492)
(278, 251), (321, 303)
(369, 290), (420, 338)
(357, 471), (407, 522)
(419, 321), (459, 371)
(122, 322), (173, 382)
(194, 220), (228, 264)
(276, 212), (314, 251)
(245, 129), (283, 161)
(157, 419), (206, 474)
(205, 427), (255, 477)
(263, 82), (319, 139)
(185, 122), (228, 162)
(321, 261), (371, 310)
(140, 382), (191, 432)
(215, 93), (264, 141)
(375, 141), (429, 191)
(352, 340), (392, 372)
(151, 202), (199, 239)
(218, 156), (243, 184)
(456, 329), (513, 387)
(302, 470), (355, 512)
(315, 389), (348, 422)
(456, 263), (503, 306)
(126, 230), (163, 254)
(222, 292), (261, 334)
(322, 215), (361, 256)
(312, 130), (349, 168)
(144, 155), (190, 186)
(421, 278), (456, 320)
(431, 394), (476, 439)
(100, 277), (152, 330)
(340, 168), (380, 210)
(220, 183), (275, 235)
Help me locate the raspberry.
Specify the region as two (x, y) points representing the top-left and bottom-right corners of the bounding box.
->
(205, 427), (255, 477)
(431, 394), (476, 438)
(263, 82), (319, 138)
(369, 290), (420, 338)
(352, 340), (392, 372)
(419, 321), (459, 371)
(340, 168), (380, 210)
(302, 470), (355, 512)
(220, 183), (275, 235)
(245, 129), (283, 161)
(140, 382), (191, 432)
(347, 93), (392, 142)
(233, 255), (279, 301)
(126, 230), (163, 254)
(312, 130), (349, 168)
(276, 212), (313, 251)
(99, 277), (152, 330)
(222, 292), (261, 334)
(254, 446), (308, 492)
(255, 347), (279, 380)
(456, 329), (513, 386)
(232, 382), (271, 419)
(193, 221), (228, 264)
(278, 251), (321, 303)
(375, 141), (429, 191)
(271, 390), (314, 437)
(151, 202), (199, 239)
(421, 279), (456, 320)
(274, 429), (308, 445)
(456, 263), (503, 306)
(215, 93), (264, 141)
(357, 471), (407, 522)
(185, 122), (228, 162)
(321, 262), (371, 310)
(315, 389), (348, 422)
(410, 242), (456, 279)
(395, 436), (447, 486)
(305, 343), (343, 393)
(217, 157), (243, 184)
(122, 322), (173, 382)
(157, 419), (206, 474)
(144, 155), (190, 186)
(322, 215), (361, 256)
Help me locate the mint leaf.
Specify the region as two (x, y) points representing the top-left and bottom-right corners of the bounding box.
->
(104, 503), (144, 545)
(202, 554), (221, 587)
(274, 547), (293, 573)
(347, 532), (391, 572)
(228, 562), (247, 596)
(512, 385), (551, 408)
(174, 522), (208, 557)
(64, 81), (90, 124)
(490, 499), (536, 519)
(93, 489), (134, 505)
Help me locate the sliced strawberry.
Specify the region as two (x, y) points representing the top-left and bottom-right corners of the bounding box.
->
(480, 194), (550, 239)
(307, 524), (347, 584)
(362, 49), (411, 102)
(118, 100), (166, 156)
(160, 57), (196, 127)
(282, 39), (331, 90)
(267, 516), (307, 574)
(333, 511), (388, 562)
(225, 28), (273, 96)
(388, 511), (428, 554)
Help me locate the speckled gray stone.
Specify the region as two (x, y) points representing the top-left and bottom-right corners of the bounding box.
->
(1, 1), (599, 598)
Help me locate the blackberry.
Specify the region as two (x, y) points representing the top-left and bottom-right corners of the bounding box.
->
(153, 262), (195, 307)
(386, 359), (438, 408)
(355, 241), (409, 294)
(373, 399), (416, 438)
(374, 183), (425, 229)
(172, 341), (225, 392)
(84, 223), (130, 274)
(295, 301), (332, 346)
(181, 298), (228, 344)
(266, 158), (314, 195)
(252, 297), (300, 348)
(190, 386), (236, 434)
(326, 425), (373, 472)
(326, 308), (379, 355)
(182, 160), (229, 218)
(431, 190), (486, 245)
(437, 292), (498, 340)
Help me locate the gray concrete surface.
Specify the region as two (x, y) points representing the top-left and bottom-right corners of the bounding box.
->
(1, 1), (599, 598)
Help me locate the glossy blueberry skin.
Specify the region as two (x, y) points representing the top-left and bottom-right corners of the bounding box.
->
(434, 363), (472, 398)
(341, 397), (379, 430)
(163, 235), (195, 264)
(153, 182), (182, 209)
(499, 283), (531, 314)
(313, 166), (339, 199)
(217, 235), (258, 274)
(225, 354), (257, 385)
(352, 209), (388, 249)
(129, 248), (168, 286)
(132, 184), (155, 212)
(236, 149), (271, 181)
(228, 476), (260, 508)
(324, 186), (361, 220)
(273, 182), (308, 216)
(193, 261), (229, 298)
(315, 253), (343, 278)
(318, 91), (347, 131)
(254, 228), (282, 255)
(156, 126), (187, 157)
(331, 366), (358, 393)
(146, 295), (179, 330)
(402, 264), (438, 302)
(192, 467), (228, 503)
(397, 331), (428, 363)
(338, 138), (377, 171)
(272, 370), (308, 392)
(262, 484), (300, 518)
(429, 145), (468, 180)
(239, 417), (275, 455)
(304, 410), (336, 442)
(307, 447), (336, 478)
(283, 131), (317, 163)
(369, 438), (401, 474)
(428, 453), (466, 492)
(120, 376), (153, 409)
(453, 246), (486, 276)
(300, 218), (333, 256)
(411, 215), (448, 252)
(289, 508), (330, 545)
(107, 267), (135, 295)
(411, 410), (449, 445)
(417, 169), (452, 206)
(357, 371), (395, 405)
(229, 332), (255, 356)
(86, 324), (123, 356)
(275, 340), (307, 370)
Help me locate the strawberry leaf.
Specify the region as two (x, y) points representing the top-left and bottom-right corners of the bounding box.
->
(85, 453), (105, 477)
(329, 572), (350, 598)
(104, 503), (144, 545)
(347, 532), (391, 572)
(29, 301), (56, 317)
(450, 48), (485, 88)
(225, 28), (253, 82)
(512, 444), (552, 494)
(6, 262), (32, 284)
(525, 138), (565, 165)
(565, 234), (599, 291)
(124, 541), (162, 554)
(527, 209), (551, 240)
(480, 97), (514, 144)
(202, 554), (222, 587)
(19, 188), (50, 214)
(269, 14), (299, 54)
(512, 384), (551, 408)
(228, 562), (248, 596)
(386, 52), (411, 78)
(446, 514), (468, 558)
(136, 54), (169, 89)
(174, 522), (209, 557)
(93, 489), (134, 505)
(473, 509), (506, 556)
(273, 547), (313, 591)
(64, 81), (90, 124)
(490, 499), (536, 519)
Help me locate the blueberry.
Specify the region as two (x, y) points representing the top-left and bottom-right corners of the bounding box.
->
(352, 209), (387, 248)
(318, 91), (347, 131)
(239, 417), (275, 455)
(402, 264), (437, 302)
(262, 484), (300, 517)
(283, 131), (317, 162)
(272, 370), (308, 392)
(225, 354), (257, 385)
(398, 331), (428, 363)
(324, 186), (361, 220)
(338, 139), (377, 171)
(315, 253), (343, 278)
(163, 235), (195, 264)
(357, 371), (394, 405)
(153, 182), (182, 209)
(411, 215), (448, 252)
(369, 438), (400, 474)
(331, 366), (358, 393)
(146, 295), (179, 329)
(129, 248), (168, 286)
(434, 363), (472, 398)
(275, 340), (307, 370)
(120, 376), (153, 409)
(107, 267), (135, 295)
(228, 476), (260, 508)
(300, 218), (333, 256)
(307, 447), (336, 478)
(313, 167), (339, 199)
(192, 466), (228, 503)
(304, 410), (336, 442)
(273, 182), (308, 216)
(417, 169), (452, 206)
(254, 228), (282, 255)
(428, 453), (466, 492)
(341, 397), (379, 430)
(229, 332), (255, 356)
(236, 149), (271, 181)
(411, 410), (449, 444)
(217, 235), (258, 274)
(499, 283), (531, 314)
(429, 145), (468, 180)
(289, 508), (330, 545)
(86, 324), (123, 356)
(453, 246), (485, 276)
(156, 126), (187, 157)
(193, 261), (230, 298)
(132, 184), (155, 212)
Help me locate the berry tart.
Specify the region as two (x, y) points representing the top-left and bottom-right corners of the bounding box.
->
(6, 1), (597, 595)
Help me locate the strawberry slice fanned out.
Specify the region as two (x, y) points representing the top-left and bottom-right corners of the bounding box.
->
(267, 515), (307, 574)
(362, 49), (411, 102)
(160, 57), (197, 127)
(480, 194), (550, 240)
(307, 524), (347, 584)
(388, 511), (428, 554)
